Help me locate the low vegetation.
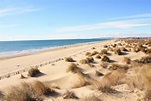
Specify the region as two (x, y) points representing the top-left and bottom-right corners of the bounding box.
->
(3, 81), (57, 101)
(66, 63), (81, 73)
(101, 55), (110, 62)
(28, 67), (41, 77)
(123, 57), (131, 64)
(62, 90), (78, 99)
(65, 57), (75, 62)
(114, 48), (122, 55)
(81, 94), (102, 101)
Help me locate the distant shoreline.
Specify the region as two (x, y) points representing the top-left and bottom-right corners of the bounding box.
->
(0, 38), (111, 60)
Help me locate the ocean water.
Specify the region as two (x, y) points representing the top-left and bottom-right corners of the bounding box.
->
(0, 38), (110, 57)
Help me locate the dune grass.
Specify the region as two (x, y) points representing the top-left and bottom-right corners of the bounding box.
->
(65, 57), (75, 62)
(123, 57), (131, 64)
(62, 90), (78, 99)
(3, 81), (57, 101)
(81, 94), (102, 101)
(28, 67), (41, 77)
(101, 55), (110, 62)
(66, 63), (81, 73)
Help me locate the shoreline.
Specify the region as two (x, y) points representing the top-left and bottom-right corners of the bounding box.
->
(0, 39), (112, 61)
(0, 39), (113, 80)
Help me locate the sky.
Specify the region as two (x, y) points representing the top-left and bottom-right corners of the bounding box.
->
(0, 0), (151, 41)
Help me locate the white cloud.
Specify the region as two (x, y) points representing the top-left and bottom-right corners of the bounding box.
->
(56, 19), (151, 32)
(113, 14), (151, 19)
(0, 7), (38, 17)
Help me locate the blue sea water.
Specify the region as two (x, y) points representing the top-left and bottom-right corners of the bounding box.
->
(0, 38), (110, 57)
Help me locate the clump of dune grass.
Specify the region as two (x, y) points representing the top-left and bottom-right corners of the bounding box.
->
(93, 69), (126, 93)
(123, 57), (131, 64)
(95, 55), (101, 59)
(80, 57), (94, 64)
(146, 48), (151, 54)
(138, 55), (151, 63)
(85, 52), (91, 56)
(3, 82), (41, 101)
(91, 51), (99, 56)
(66, 63), (81, 73)
(114, 48), (122, 55)
(133, 47), (141, 52)
(91, 47), (96, 49)
(72, 71), (91, 88)
(100, 49), (107, 55)
(32, 81), (57, 97)
(65, 57), (75, 62)
(100, 62), (109, 68)
(62, 90), (78, 99)
(109, 63), (129, 70)
(80, 57), (94, 67)
(3, 81), (57, 101)
(95, 70), (104, 76)
(81, 94), (102, 101)
(101, 55), (110, 62)
(87, 56), (94, 63)
(0, 90), (4, 99)
(121, 47), (128, 51)
(99, 86), (117, 93)
(103, 45), (108, 48)
(28, 67), (41, 77)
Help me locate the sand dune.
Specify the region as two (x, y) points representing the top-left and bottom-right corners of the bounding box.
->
(0, 38), (151, 101)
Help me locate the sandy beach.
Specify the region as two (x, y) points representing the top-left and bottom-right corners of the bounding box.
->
(0, 38), (151, 101)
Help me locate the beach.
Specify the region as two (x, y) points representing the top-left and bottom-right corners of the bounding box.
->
(0, 38), (150, 101)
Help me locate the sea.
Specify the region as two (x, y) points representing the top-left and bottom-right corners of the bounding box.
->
(0, 38), (110, 58)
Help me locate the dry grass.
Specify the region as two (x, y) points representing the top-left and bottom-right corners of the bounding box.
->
(100, 49), (107, 55)
(31, 81), (57, 96)
(28, 67), (41, 77)
(81, 94), (102, 101)
(114, 48), (122, 55)
(62, 90), (78, 99)
(95, 55), (101, 59)
(94, 69), (126, 90)
(100, 62), (109, 68)
(121, 47), (128, 51)
(80, 57), (94, 64)
(101, 55), (110, 62)
(0, 91), (3, 99)
(109, 63), (129, 70)
(91, 51), (99, 56)
(66, 63), (81, 73)
(72, 71), (91, 88)
(3, 81), (57, 101)
(138, 55), (151, 63)
(85, 52), (91, 56)
(65, 57), (75, 62)
(146, 48), (151, 54)
(123, 57), (131, 64)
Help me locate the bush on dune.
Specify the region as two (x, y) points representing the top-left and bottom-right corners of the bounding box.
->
(123, 57), (131, 64)
(62, 90), (78, 99)
(114, 48), (122, 55)
(65, 57), (75, 62)
(3, 81), (57, 101)
(101, 55), (110, 62)
(100, 49), (107, 55)
(66, 63), (81, 73)
(28, 67), (41, 77)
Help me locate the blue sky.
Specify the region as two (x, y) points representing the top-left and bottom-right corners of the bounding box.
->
(0, 0), (151, 41)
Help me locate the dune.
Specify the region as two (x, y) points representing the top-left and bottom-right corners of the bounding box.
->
(0, 38), (151, 101)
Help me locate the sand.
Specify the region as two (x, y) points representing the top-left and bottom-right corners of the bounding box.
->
(0, 39), (149, 101)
